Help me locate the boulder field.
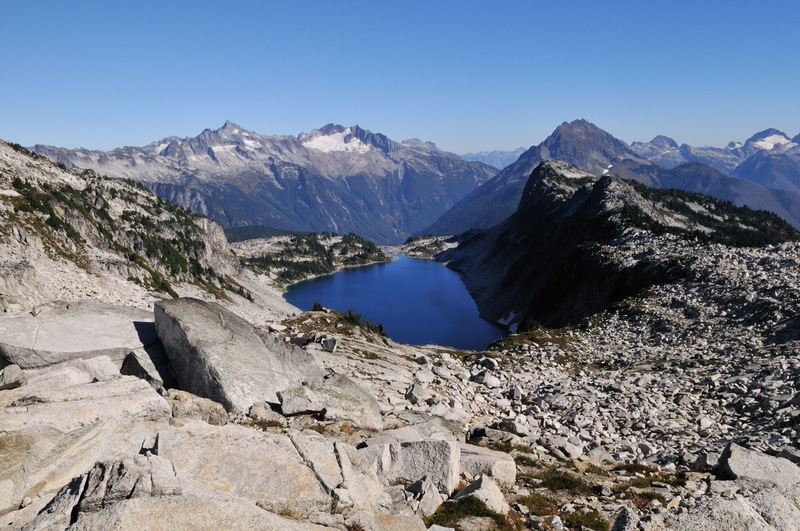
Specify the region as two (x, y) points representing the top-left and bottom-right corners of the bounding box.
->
(0, 296), (798, 530)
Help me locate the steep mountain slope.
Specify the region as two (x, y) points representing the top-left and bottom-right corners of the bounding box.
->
(612, 160), (800, 228)
(439, 160), (800, 331)
(732, 146), (800, 192)
(0, 140), (293, 320)
(426, 121), (800, 235)
(425, 119), (656, 235)
(33, 122), (497, 244)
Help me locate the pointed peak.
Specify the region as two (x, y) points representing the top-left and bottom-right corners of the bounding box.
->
(747, 128), (789, 143)
(218, 120), (247, 133)
(649, 135), (679, 149)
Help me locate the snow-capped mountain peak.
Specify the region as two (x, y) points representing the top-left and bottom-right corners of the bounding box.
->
(751, 134), (794, 151)
(300, 125), (371, 154)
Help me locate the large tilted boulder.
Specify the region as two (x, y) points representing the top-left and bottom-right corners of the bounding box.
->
(0, 358), (171, 526)
(718, 443), (800, 486)
(154, 298), (323, 411)
(278, 373), (383, 430)
(0, 301), (159, 369)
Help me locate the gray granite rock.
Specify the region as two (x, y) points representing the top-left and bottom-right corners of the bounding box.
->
(155, 298), (323, 411)
(278, 373), (382, 430)
(718, 443), (800, 486)
(0, 301), (158, 369)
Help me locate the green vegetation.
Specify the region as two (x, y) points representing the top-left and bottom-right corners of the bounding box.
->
(224, 224), (299, 243)
(12, 178), (84, 243)
(562, 510), (609, 531)
(243, 232), (389, 285)
(534, 467), (594, 495)
(8, 157), (232, 299)
(425, 497), (517, 530)
(343, 308), (388, 337)
(621, 180), (800, 247)
(519, 492), (558, 516)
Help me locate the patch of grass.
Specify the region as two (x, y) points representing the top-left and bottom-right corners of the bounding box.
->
(585, 463), (610, 476)
(346, 522), (366, 531)
(613, 463), (653, 475)
(519, 492), (558, 516)
(339, 423), (357, 435)
(561, 510), (609, 531)
(661, 471), (687, 488)
(425, 497), (517, 530)
(306, 424), (327, 435)
(277, 506), (301, 520)
(514, 455), (537, 467)
(535, 468), (594, 495)
(477, 440), (533, 454)
(621, 489), (666, 510)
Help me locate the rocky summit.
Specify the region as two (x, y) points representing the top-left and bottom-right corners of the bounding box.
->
(1, 141), (800, 530)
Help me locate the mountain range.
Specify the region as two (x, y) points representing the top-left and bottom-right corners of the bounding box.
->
(33, 123), (497, 244)
(425, 120), (800, 235)
(31, 120), (800, 242)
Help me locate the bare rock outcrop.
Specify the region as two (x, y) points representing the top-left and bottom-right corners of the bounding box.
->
(23, 453), (333, 531)
(0, 358), (170, 525)
(278, 372), (383, 430)
(0, 301), (158, 369)
(155, 420), (331, 517)
(154, 297), (323, 411)
(717, 442), (800, 486)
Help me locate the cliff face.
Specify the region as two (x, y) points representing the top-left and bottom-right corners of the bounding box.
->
(439, 160), (800, 330)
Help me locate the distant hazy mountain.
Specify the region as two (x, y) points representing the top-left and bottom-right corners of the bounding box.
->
(631, 128), (799, 172)
(460, 147), (526, 169)
(33, 122), (497, 244)
(425, 120), (800, 235)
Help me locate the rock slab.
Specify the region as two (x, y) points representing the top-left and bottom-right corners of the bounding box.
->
(718, 442), (800, 486)
(278, 373), (383, 430)
(0, 301), (157, 369)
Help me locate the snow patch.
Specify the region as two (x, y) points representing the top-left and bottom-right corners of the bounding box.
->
(753, 134), (792, 151)
(0, 189), (21, 197)
(302, 128), (371, 154)
(498, 311), (516, 326)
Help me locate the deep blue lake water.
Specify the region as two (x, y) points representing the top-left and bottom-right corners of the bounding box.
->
(283, 255), (505, 351)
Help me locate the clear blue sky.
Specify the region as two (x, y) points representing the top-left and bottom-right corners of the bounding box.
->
(1, 1), (798, 153)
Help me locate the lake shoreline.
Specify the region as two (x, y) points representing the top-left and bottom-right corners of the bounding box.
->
(283, 254), (506, 351)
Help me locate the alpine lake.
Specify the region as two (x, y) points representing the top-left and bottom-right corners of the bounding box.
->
(283, 255), (505, 351)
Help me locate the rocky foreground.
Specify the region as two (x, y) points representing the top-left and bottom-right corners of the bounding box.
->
(3, 229), (800, 529)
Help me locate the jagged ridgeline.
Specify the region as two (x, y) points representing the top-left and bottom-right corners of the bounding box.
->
(442, 160), (800, 331)
(0, 141), (238, 298)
